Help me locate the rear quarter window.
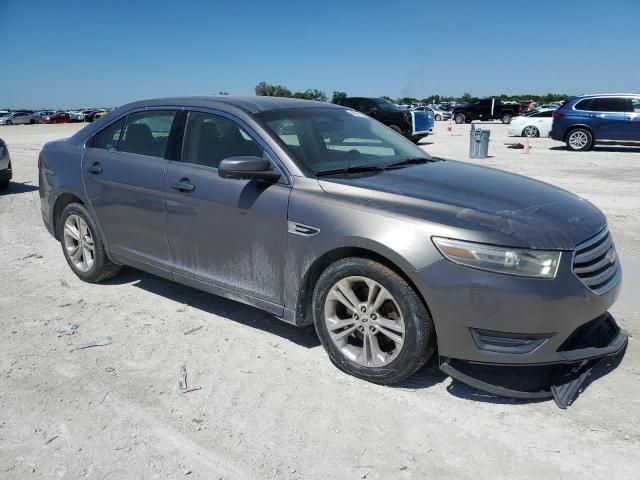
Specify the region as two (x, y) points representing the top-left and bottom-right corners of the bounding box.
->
(574, 99), (593, 111)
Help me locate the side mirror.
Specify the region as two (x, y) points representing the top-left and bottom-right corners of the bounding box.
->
(218, 156), (281, 182)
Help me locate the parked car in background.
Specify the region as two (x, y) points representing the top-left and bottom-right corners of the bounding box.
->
(550, 94), (640, 151)
(453, 98), (523, 124)
(508, 109), (555, 137)
(38, 96), (626, 395)
(92, 110), (108, 121)
(68, 111), (86, 122)
(336, 97), (433, 142)
(415, 105), (451, 121)
(34, 111), (56, 123)
(0, 138), (11, 189)
(81, 110), (97, 122)
(0, 111), (37, 125)
(41, 112), (72, 124)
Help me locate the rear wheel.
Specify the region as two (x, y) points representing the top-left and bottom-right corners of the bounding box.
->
(454, 113), (465, 124)
(435, 114), (442, 121)
(501, 113), (513, 124)
(313, 257), (436, 385)
(523, 125), (539, 138)
(59, 203), (121, 283)
(566, 128), (593, 151)
(5, 120), (12, 126)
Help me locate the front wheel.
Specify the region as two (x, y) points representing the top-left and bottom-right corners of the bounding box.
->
(313, 258), (436, 385)
(522, 125), (539, 138)
(5, 120), (12, 126)
(59, 202), (121, 283)
(501, 113), (513, 124)
(454, 113), (465, 124)
(566, 128), (593, 151)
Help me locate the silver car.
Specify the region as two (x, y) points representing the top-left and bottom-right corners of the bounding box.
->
(0, 139), (11, 189)
(0, 112), (36, 125)
(38, 97), (626, 401)
(414, 106), (451, 121)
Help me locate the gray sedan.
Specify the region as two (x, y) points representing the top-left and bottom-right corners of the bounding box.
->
(37, 96), (626, 399)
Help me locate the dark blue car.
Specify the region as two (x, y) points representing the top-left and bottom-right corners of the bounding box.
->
(550, 94), (640, 151)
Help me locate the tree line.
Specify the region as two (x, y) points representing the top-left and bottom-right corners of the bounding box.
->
(254, 82), (570, 104)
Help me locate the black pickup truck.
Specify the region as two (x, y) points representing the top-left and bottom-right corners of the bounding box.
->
(335, 97), (433, 143)
(452, 98), (523, 124)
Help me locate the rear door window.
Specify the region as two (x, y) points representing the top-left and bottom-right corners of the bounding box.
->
(593, 97), (626, 112)
(91, 118), (125, 150)
(118, 111), (177, 158)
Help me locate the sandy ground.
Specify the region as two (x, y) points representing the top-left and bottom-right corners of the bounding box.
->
(0, 121), (638, 479)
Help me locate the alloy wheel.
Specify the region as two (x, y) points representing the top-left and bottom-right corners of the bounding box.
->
(63, 214), (95, 273)
(523, 126), (539, 137)
(324, 276), (405, 367)
(569, 130), (589, 150)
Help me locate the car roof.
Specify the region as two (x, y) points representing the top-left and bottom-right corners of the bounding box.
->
(119, 96), (344, 114)
(67, 96), (346, 147)
(573, 93), (639, 98)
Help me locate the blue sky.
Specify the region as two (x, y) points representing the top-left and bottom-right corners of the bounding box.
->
(1, 0), (638, 108)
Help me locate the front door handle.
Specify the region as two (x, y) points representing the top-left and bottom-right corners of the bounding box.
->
(86, 162), (103, 174)
(170, 179), (195, 192)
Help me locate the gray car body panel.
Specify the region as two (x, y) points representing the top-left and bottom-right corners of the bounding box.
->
(39, 96), (622, 367)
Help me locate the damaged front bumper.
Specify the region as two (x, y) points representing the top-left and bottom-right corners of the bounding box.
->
(439, 313), (628, 407)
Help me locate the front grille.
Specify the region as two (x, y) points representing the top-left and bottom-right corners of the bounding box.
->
(572, 228), (620, 294)
(557, 313), (619, 351)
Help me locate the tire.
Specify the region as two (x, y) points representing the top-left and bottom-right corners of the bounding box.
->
(454, 113), (465, 124)
(435, 114), (442, 121)
(522, 125), (539, 138)
(565, 128), (593, 151)
(29, 119), (35, 124)
(5, 120), (12, 126)
(312, 257), (436, 385)
(0, 181), (8, 191)
(501, 113), (513, 124)
(59, 202), (121, 283)
(388, 125), (403, 134)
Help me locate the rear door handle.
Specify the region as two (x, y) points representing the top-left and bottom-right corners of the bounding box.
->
(86, 163), (103, 174)
(170, 179), (195, 192)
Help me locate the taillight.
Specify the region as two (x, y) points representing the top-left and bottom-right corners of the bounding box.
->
(553, 111), (565, 120)
(38, 150), (43, 169)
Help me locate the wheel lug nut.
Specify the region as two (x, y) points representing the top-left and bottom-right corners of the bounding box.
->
(360, 306), (366, 313)
(353, 314), (359, 320)
(358, 326), (365, 332)
(369, 326), (375, 332)
(371, 314), (377, 320)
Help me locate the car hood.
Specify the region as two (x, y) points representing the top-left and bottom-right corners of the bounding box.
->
(317, 160), (605, 250)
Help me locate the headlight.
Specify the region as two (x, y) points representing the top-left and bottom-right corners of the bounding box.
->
(432, 237), (561, 278)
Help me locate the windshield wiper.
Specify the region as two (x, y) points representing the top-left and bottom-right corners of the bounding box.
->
(383, 157), (433, 170)
(315, 164), (385, 176)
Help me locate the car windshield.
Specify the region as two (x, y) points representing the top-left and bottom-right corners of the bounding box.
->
(256, 107), (433, 176)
